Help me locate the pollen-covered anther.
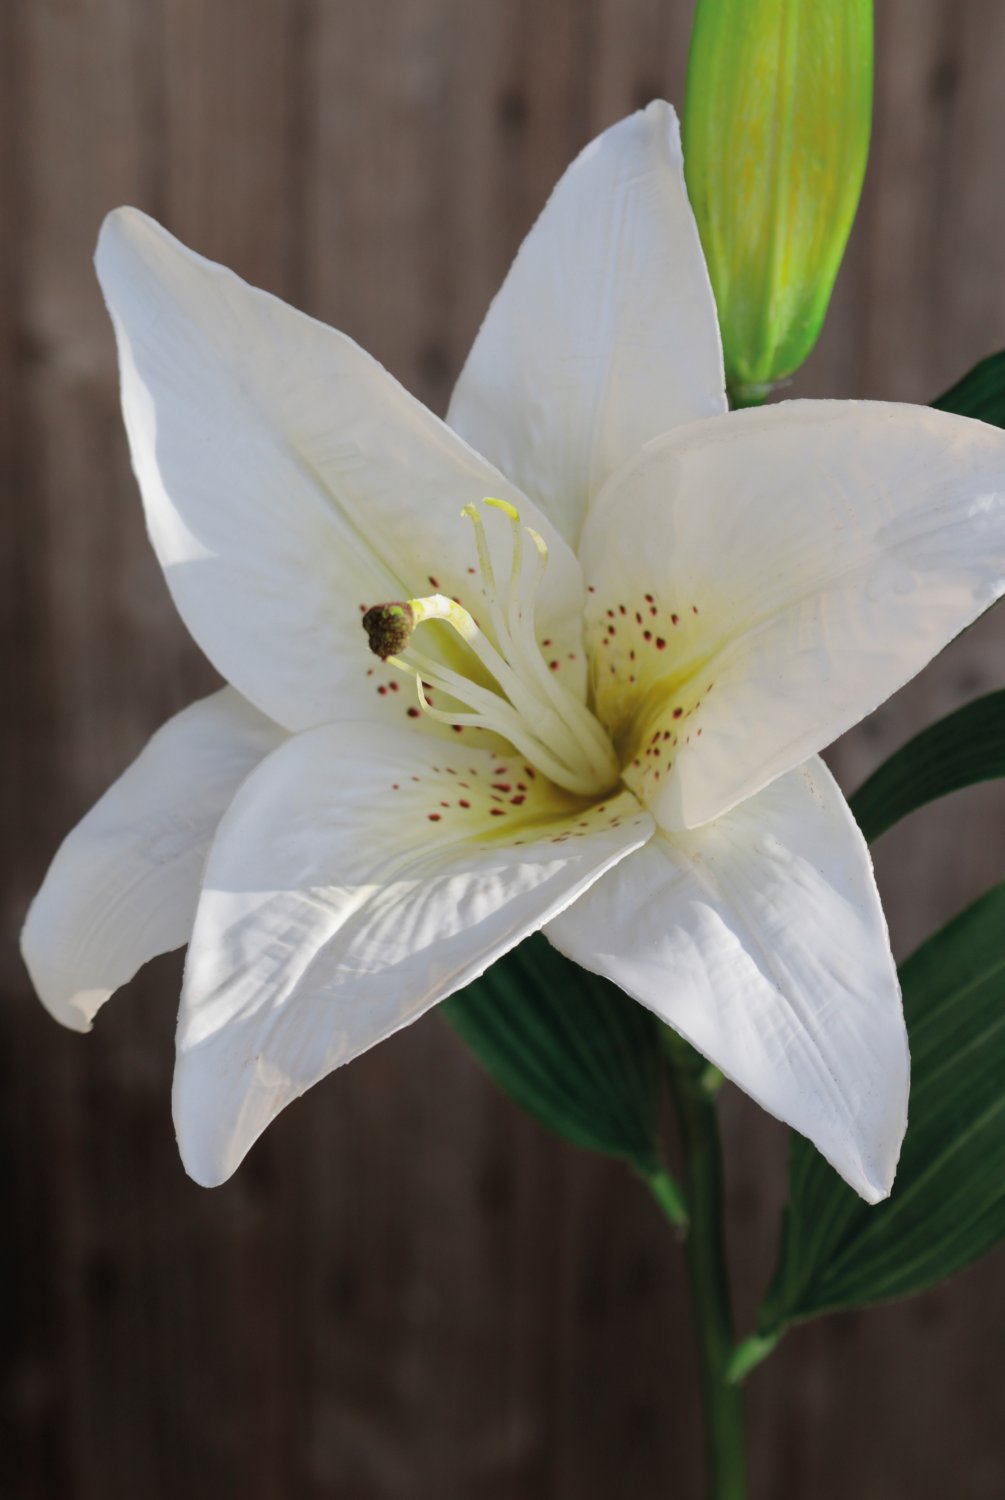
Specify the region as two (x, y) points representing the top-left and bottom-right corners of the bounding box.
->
(362, 602), (416, 660)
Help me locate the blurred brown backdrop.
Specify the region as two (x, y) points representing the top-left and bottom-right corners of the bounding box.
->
(3, 1), (1004, 1496)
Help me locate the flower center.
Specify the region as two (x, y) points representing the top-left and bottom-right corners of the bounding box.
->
(362, 499), (619, 797)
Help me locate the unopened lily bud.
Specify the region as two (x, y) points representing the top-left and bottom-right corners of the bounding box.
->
(684, 0), (873, 402)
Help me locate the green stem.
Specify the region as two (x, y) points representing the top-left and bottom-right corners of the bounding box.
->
(641, 1162), (690, 1235)
(665, 1046), (747, 1500)
(727, 1330), (781, 1385)
(727, 379), (774, 409)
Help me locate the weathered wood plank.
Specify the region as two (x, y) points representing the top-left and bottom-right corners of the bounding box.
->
(2, 2), (1003, 1497)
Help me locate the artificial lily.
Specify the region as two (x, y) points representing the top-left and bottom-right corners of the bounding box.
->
(22, 103), (1005, 1200)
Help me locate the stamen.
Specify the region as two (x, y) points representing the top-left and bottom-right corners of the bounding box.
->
(362, 602), (416, 660)
(360, 500), (619, 796)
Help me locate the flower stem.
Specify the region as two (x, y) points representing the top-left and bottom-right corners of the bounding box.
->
(640, 1162), (690, 1235)
(662, 1037), (747, 1500)
(727, 379), (774, 409)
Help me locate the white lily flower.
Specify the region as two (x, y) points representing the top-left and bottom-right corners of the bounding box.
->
(22, 103), (1005, 1202)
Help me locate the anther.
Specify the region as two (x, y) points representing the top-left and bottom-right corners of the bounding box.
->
(362, 602), (416, 660)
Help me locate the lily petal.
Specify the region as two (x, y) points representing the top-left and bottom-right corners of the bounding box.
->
(21, 689), (285, 1032)
(447, 101), (726, 549)
(583, 400), (1005, 829)
(546, 757), (907, 1203)
(95, 209), (588, 733)
(174, 721), (652, 1186)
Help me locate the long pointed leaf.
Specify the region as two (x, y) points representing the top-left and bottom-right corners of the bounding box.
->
(933, 349), (1005, 427)
(849, 689), (1005, 842)
(442, 934), (666, 1176)
(755, 881), (1005, 1341)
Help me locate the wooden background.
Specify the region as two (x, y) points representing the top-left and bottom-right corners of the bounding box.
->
(3, 2), (1004, 1496)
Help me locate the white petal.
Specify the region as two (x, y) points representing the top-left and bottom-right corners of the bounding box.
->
(582, 400), (1005, 829)
(174, 721), (652, 1186)
(546, 757), (908, 1203)
(95, 209), (588, 732)
(447, 102), (726, 549)
(21, 689), (285, 1032)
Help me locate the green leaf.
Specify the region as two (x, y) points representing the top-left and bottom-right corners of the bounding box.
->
(442, 933), (667, 1179)
(933, 349), (1005, 427)
(753, 880), (1005, 1349)
(849, 689), (1005, 843)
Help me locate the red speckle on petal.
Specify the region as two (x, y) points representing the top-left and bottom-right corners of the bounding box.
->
(459, 799), (470, 808)
(428, 813), (441, 822)
(407, 707), (420, 718)
(389, 681), (399, 692)
(492, 783), (511, 792)
(673, 707), (683, 719)
(510, 795), (525, 805)
(490, 808), (505, 817)
(377, 685), (387, 695)
(655, 638), (666, 650)
(671, 614), (679, 626)
(429, 576), (440, 588)
(550, 660), (559, 671)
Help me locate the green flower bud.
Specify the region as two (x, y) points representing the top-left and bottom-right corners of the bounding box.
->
(684, 0), (873, 402)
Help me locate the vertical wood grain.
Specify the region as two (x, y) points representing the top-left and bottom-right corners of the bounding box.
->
(2, 2), (1003, 1497)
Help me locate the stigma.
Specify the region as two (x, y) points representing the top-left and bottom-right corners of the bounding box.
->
(361, 499), (619, 797)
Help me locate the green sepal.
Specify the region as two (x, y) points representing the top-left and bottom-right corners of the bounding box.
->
(442, 933), (668, 1180)
(849, 689), (1005, 843)
(750, 880), (1005, 1356)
